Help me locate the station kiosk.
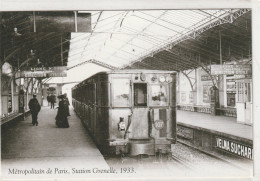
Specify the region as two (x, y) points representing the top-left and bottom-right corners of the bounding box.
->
(236, 79), (252, 125)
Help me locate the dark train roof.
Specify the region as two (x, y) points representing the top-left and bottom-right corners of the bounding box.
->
(106, 69), (176, 74)
(72, 69), (176, 89)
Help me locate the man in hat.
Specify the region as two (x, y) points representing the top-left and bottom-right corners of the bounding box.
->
(50, 94), (56, 109)
(28, 94), (41, 126)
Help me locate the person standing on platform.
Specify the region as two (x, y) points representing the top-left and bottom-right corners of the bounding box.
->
(47, 94), (51, 106)
(64, 93), (70, 116)
(50, 94), (56, 109)
(28, 94), (41, 126)
(55, 95), (69, 128)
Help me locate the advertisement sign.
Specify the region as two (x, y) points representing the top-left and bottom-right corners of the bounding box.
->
(177, 126), (193, 140)
(203, 84), (211, 103)
(216, 137), (253, 160)
(211, 64), (251, 75)
(20, 66), (67, 78)
(181, 92), (186, 103)
(32, 12), (91, 32)
(226, 79), (236, 93)
(201, 75), (218, 81)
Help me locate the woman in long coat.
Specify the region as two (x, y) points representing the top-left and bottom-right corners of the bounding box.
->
(55, 95), (69, 128)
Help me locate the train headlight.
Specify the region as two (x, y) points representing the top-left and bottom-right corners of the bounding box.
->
(151, 74), (157, 82)
(159, 76), (165, 82)
(118, 117), (126, 131)
(166, 76), (173, 83)
(140, 73), (146, 81)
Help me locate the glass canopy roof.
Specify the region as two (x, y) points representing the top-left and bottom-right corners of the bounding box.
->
(67, 9), (233, 69)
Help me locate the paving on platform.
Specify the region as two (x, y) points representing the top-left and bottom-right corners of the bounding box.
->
(1, 106), (109, 180)
(177, 110), (253, 140)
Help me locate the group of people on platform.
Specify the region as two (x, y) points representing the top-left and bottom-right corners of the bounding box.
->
(28, 93), (70, 128)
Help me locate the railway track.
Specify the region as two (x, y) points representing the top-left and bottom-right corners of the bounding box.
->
(105, 151), (194, 170)
(170, 154), (194, 169)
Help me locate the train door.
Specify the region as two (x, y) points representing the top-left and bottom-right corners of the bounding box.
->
(111, 78), (131, 140)
(236, 79), (252, 125)
(148, 83), (170, 139)
(131, 83), (149, 139)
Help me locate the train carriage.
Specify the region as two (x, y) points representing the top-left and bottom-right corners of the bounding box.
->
(72, 69), (177, 156)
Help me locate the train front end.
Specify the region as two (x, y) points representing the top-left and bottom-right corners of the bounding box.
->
(108, 70), (177, 156)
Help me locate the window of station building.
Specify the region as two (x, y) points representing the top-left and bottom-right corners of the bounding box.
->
(237, 81), (251, 103)
(226, 78), (236, 107)
(112, 79), (130, 107)
(246, 82), (251, 102)
(149, 84), (168, 106)
(227, 93), (236, 107)
(134, 83), (147, 106)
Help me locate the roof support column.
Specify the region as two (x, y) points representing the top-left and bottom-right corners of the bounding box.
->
(193, 68), (198, 106)
(176, 72), (180, 105)
(11, 78), (14, 113)
(0, 68), (1, 116)
(218, 30), (224, 108)
(74, 11), (78, 32)
(33, 11), (36, 32)
(219, 30), (222, 65)
(61, 35), (63, 66)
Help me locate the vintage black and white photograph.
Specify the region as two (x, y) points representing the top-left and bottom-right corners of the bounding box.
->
(1, 0), (259, 180)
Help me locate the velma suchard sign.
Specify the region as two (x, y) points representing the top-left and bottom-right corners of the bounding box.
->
(211, 64), (251, 75)
(20, 66), (67, 78)
(216, 137), (253, 160)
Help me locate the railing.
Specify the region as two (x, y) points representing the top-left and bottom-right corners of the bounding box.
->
(216, 108), (237, 118)
(177, 105), (211, 114)
(177, 105), (237, 118)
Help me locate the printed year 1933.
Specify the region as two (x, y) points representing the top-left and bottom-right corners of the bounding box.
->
(120, 167), (135, 173)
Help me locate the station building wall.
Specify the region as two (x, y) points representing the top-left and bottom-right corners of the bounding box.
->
(177, 67), (240, 109)
(1, 64), (43, 120)
(177, 61), (252, 124)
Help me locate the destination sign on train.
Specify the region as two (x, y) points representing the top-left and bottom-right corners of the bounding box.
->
(211, 64), (251, 75)
(215, 137), (253, 160)
(20, 66), (67, 78)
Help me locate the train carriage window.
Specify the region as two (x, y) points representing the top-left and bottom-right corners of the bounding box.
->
(97, 82), (109, 106)
(112, 79), (130, 107)
(149, 84), (168, 106)
(134, 83), (147, 106)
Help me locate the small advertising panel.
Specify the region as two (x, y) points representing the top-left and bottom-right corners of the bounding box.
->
(20, 66), (67, 78)
(203, 83), (211, 103)
(211, 64), (251, 75)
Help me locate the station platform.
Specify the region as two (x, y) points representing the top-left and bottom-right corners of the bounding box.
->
(177, 110), (253, 140)
(176, 110), (253, 160)
(1, 106), (109, 180)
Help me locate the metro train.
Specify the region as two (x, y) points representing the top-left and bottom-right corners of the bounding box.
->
(72, 69), (177, 156)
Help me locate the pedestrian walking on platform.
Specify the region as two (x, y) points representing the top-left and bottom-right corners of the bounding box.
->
(28, 94), (41, 126)
(50, 94), (56, 109)
(55, 95), (69, 128)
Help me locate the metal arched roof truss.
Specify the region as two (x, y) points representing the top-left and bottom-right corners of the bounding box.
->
(68, 9), (251, 71)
